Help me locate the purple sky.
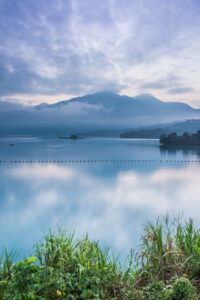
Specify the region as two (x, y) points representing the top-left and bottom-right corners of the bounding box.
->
(0, 0), (200, 106)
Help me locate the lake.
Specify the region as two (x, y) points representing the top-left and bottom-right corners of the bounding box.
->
(0, 137), (200, 259)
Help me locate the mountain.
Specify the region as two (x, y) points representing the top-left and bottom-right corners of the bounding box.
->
(34, 103), (50, 110)
(165, 119), (200, 133)
(120, 119), (200, 139)
(0, 100), (25, 113)
(0, 91), (200, 136)
(44, 92), (200, 123)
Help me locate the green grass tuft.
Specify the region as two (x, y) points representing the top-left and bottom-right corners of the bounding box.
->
(1, 217), (200, 299)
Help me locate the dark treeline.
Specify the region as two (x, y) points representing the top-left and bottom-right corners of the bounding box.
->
(120, 128), (163, 138)
(160, 129), (200, 146)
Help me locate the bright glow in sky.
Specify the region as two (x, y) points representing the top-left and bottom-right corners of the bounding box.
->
(0, 0), (200, 106)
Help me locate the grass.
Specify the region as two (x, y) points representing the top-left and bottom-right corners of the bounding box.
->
(0, 218), (200, 299)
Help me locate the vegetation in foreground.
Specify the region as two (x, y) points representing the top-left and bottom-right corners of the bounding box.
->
(1, 218), (200, 299)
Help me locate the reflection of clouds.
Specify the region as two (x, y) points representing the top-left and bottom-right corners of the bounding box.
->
(18, 190), (65, 226)
(1, 164), (200, 256)
(9, 164), (75, 181)
(2, 190), (65, 226)
(150, 167), (198, 183)
(117, 167), (200, 212)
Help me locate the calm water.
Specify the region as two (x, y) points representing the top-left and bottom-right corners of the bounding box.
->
(0, 137), (200, 259)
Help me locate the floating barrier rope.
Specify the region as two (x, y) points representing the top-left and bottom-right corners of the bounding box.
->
(0, 160), (200, 164)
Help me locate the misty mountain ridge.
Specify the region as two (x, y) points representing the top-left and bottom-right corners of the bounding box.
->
(0, 100), (25, 113)
(43, 91), (200, 118)
(1, 91), (200, 136)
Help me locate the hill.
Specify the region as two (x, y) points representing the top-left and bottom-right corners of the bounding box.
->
(1, 91), (200, 136)
(160, 129), (200, 147)
(0, 100), (25, 113)
(120, 119), (200, 139)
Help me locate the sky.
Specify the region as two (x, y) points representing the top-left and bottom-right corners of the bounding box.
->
(0, 0), (200, 107)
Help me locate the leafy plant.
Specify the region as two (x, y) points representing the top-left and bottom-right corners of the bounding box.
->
(170, 277), (198, 300)
(0, 218), (200, 299)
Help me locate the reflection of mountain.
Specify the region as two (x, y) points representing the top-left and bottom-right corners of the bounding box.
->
(1, 91), (200, 136)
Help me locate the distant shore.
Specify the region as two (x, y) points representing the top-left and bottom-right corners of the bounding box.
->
(58, 134), (84, 140)
(160, 129), (200, 147)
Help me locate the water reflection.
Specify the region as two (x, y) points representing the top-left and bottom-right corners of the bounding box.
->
(0, 162), (200, 259)
(160, 145), (200, 158)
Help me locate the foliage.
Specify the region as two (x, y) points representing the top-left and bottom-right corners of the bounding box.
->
(160, 129), (200, 146)
(1, 218), (200, 299)
(170, 277), (198, 300)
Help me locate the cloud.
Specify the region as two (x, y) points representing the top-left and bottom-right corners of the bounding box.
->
(0, 0), (200, 105)
(140, 75), (195, 96)
(167, 87), (195, 95)
(52, 101), (113, 115)
(140, 75), (182, 90)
